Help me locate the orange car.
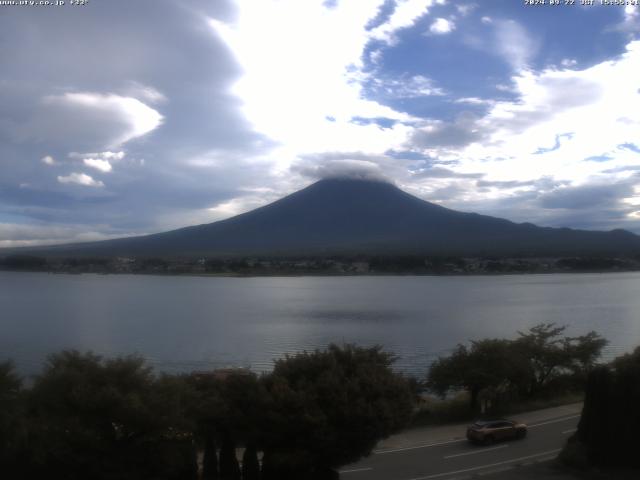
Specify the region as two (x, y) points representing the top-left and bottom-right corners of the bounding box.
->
(466, 419), (527, 445)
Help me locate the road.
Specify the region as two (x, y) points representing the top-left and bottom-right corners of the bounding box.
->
(340, 404), (582, 480)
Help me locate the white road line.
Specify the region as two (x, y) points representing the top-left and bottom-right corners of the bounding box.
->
(444, 444), (508, 459)
(407, 448), (562, 480)
(339, 467), (373, 474)
(562, 428), (577, 434)
(374, 438), (465, 455)
(528, 415), (580, 428)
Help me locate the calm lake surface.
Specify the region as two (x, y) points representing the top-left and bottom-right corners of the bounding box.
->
(2, 271), (640, 377)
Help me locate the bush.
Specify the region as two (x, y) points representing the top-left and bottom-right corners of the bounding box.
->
(261, 344), (414, 476)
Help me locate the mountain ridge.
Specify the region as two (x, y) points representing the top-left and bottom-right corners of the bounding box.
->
(4, 178), (640, 258)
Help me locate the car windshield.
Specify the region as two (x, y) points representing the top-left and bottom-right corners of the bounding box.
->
(472, 421), (491, 428)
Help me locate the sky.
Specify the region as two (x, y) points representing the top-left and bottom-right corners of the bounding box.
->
(1, 0), (640, 247)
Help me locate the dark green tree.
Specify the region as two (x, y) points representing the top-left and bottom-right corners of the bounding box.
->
(202, 435), (219, 480)
(0, 361), (25, 475)
(219, 433), (241, 480)
(564, 346), (640, 469)
(216, 372), (267, 479)
(186, 372), (225, 479)
(187, 370), (267, 479)
(261, 344), (414, 478)
(241, 443), (261, 480)
(26, 351), (197, 480)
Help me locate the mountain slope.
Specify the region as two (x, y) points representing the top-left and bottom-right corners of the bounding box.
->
(8, 178), (640, 257)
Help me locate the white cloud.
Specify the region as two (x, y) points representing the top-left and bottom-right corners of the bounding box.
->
(29, 93), (163, 150)
(73, 150), (125, 173)
(57, 172), (104, 187)
(370, 0), (437, 45)
(428, 18), (455, 35)
(69, 151), (126, 161)
(493, 19), (536, 70)
(456, 4), (476, 16)
(295, 158), (389, 182)
(54, 93), (162, 144)
(454, 97), (495, 106)
(461, 18), (536, 70)
(624, 5), (638, 21)
(370, 74), (445, 98)
(409, 40), (640, 220)
(561, 58), (578, 68)
(210, 0), (423, 172)
(41, 155), (56, 165)
(0, 223), (136, 248)
(83, 158), (112, 173)
(124, 82), (167, 104)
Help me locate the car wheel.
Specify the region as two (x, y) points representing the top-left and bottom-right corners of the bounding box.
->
(516, 429), (527, 439)
(483, 435), (494, 446)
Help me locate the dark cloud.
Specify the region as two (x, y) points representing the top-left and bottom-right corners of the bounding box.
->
(602, 165), (640, 174)
(539, 180), (636, 210)
(0, 0), (276, 240)
(428, 183), (469, 202)
(438, 175), (639, 234)
(476, 179), (537, 188)
(411, 167), (483, 179)
(410, 112), (484, 149)
(385, 150), (435, 161)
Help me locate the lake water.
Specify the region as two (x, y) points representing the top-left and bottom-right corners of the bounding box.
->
(2, 271), (640, 377)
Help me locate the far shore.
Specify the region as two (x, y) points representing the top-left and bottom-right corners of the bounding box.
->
(2, 267), (640, 279)
(2, 253), (640, 277)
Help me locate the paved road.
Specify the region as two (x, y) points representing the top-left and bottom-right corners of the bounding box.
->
(340, 404), (582, 480)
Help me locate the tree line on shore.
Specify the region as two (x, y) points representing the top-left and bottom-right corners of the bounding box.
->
(0, 325), (619, 479)
(2, 253), (640, 275)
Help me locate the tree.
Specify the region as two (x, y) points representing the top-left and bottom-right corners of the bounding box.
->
(564, 346), (640, 469)
(563, 331), (608, 378)
(427, 339), (522, 412)
(26, 351), (197, 480)
(186, 372), (224, 480)
(515, 323), (569, 395)
(0, 361), (26, 475)
(219, 433), (241, 480)
(427, 325), (607, 412)
(260, 344), (414, 478)
(241, 443), (261, 480)
(515, 324), (606, 395)
(186, 369), (267, 480)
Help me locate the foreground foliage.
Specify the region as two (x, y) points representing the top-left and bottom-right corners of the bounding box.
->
(0, 345), (414, 479)
(561, 346), (640, 469)
(261, 345), (414, 479)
